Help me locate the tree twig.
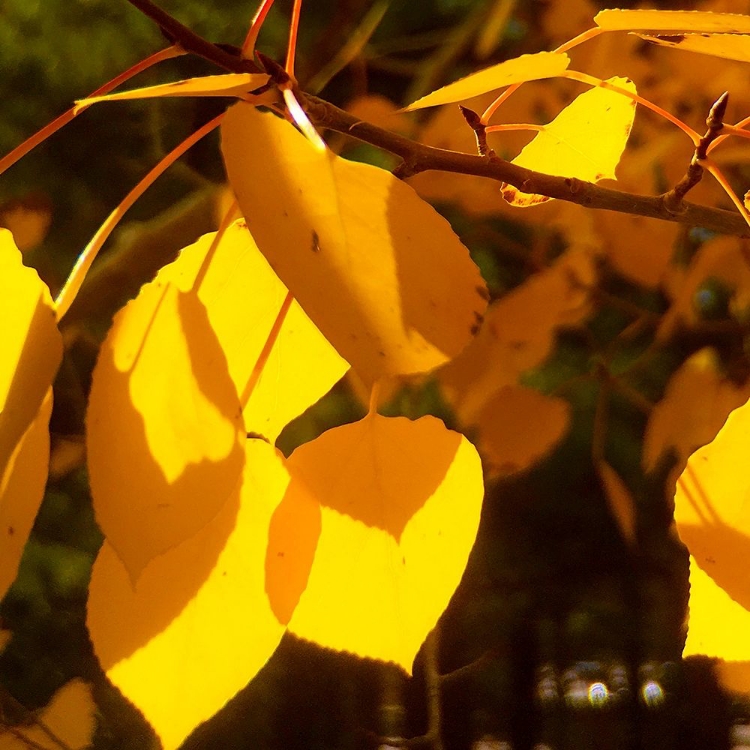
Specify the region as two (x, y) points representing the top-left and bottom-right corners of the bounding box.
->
(125, 0), (750, 238)
(662, 92), (730, 212)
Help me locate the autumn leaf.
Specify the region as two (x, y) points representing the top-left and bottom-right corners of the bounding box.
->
(643, 348), (750, 481)
(222, 103), (487, 384)
(594, 9), (750, 33)
(638, 33), (750, 63)
(502, 77), (637, 206)
(76, 73), (270, 107)
(684, 557), (750, 694)
(439, 245), (596, 419)
(403, 51), (570, 111)
(597, 460), (637, 546)
(270, 413), (483, 672)
(88, 440), (293, 750)
(0, 229), (62, 601)
(0, 680), (96, 750)
(87, 222), (345, 577)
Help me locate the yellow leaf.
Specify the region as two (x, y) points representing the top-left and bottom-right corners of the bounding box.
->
(276, 413), (483, 672)
(0, 679), (96, 750)
(176, 222), (348, 443)
(76, 73), (270, 107)
(675, 398), (750, 615)
(595, 9), (750, 33)
(0, 230), (61, 600)
(503, 78), (637, 206)
(597, 460), (637, 546)
(221, 104), (488, 384)
(644, 348), (750, 478)
(468, 386), (571, 479)
(88, 440), (290, 750)
(684, 557), (750, 694)
(638, 32), (750, 63)
(0, 391), (52, 601)
(87, 271), (246, 579)
(87, 223), (346, 577)
(403, 51), (570, 111)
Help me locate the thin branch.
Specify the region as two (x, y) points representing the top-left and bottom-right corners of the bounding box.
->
(662, 92), (729, 212)
(300, 92), (750, 237)
(123, 0), (259, 73)
(121, 0), (750, 238)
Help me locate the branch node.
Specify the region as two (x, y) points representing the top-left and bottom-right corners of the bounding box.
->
(459, 105), (496, 158)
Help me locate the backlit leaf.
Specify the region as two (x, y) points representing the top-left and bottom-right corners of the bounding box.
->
(503, 78), (636, 206)
(595, 9), (750, 33)
(0, 680), (96, 750)
(684, 557), (750, 694)
(439, 246), (595, 417)
(88, 223), (345, 577)
(638, 33), (750, 63)
(644, 348), (750, 478)
(88, 440), (291, 750)
(674, 397), (750, 616)
(77, 73), (269, 107)
(0, 230), (61, 600)
(0, 391), (52, 601)
(403, 52), (570, 111)
(221, 104), (488, 384)
(276, 414), (483, 672)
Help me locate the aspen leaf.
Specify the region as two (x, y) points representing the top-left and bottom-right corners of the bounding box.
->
(76, 73), (270, 108)
(88, 440), (291, 750)
(439, 246), (595, 418)
(0, 680), (96, 750)
(638, 33), (750, 63)
(278, 414), (483, 672)
(403, 51), (570, 111)
(503, 78), (637, 206)
(0, 230), (61, 601)
(595, 9), (750, 34)
(644, 348), (750, 478)
(684, 557), (750, 694)
(221, 104), (488, 384)
(597, 460), (637, 546)
(87, 223), (345, 577)
(674, 398), (750, 615)
(0, 391), (52, 602)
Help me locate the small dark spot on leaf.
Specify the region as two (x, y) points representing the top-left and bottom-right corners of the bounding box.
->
(476, 285), (490, 301)
(7, 527), (13, 536)
(473, 310), (484, 324)
(311, 230), (320, 253)
(470, 324), (480, 335)
(277, 551), (285, 558)
(379, 350), (386, 357)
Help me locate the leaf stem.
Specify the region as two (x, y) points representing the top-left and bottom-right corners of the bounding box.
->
(286, 0), (304, 79)
(243, 0), (276, 57)
(54, 113), (224, 320)
(0, 45), (181, 176)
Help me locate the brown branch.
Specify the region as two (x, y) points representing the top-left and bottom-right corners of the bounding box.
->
(662, 92), (729, 212)
(123, 0), (259, 73)
(125, 0), (750, 238)
(302, 92), (750, 238)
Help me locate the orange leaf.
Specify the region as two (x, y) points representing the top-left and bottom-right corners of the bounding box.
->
(403, 52), (570, 111)
(502, 78), (637, 206)
(0, 680), (96, 750)
(221, 104), (487, 384)
(595, 9), (750, 33)
(644, 348), (750, 478)
(597, 460), (637, 546)
(276, 414), (483, 672)
(87, 440), (291, 750)
(439, 246), (595, 417)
